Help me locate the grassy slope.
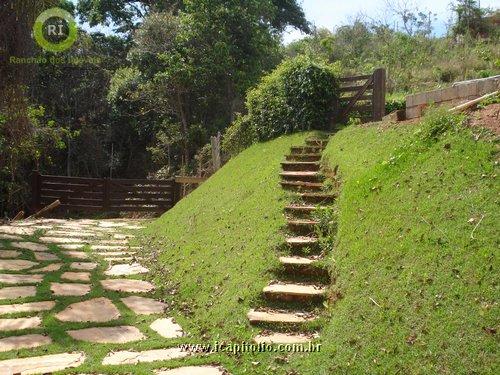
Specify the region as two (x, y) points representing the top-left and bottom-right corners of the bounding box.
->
(141, 115), (498, 374)
(140, 132), (317, 374)
(291, 118), (498, 374)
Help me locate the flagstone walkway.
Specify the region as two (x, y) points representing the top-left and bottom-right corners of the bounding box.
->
(0, 219), (228, 374)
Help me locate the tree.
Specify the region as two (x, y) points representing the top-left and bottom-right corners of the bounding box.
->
(451, 0), (491, 37)
(77, 0), (310, 33)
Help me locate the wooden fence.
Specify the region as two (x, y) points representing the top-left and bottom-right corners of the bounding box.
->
(338, 68), (386, 123)
(32, 172), (176, 213)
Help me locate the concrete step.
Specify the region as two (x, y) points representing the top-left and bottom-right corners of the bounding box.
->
(285, 205), (325, 215)
(286, 236), (318, 248)
(279, 256), (328, 277)
(280, 171), (321, 182)
(285, 154), (321, 162)
(280, 181), (323, 192)
(247, 309), (317, 324)
(287, 219), (319, 232)
(254, 332), (317, 344)
(263, 282), (326, 301)
(298, 192), (335, 204)
(305, 139), (329, 147)
(290, 146), (323, 155)
(281, 161), (320, 172)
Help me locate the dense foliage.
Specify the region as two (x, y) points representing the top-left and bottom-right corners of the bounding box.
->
(247, 56), (340, 140)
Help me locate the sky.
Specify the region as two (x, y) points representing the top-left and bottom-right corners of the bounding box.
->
(283, 0), (499, 44)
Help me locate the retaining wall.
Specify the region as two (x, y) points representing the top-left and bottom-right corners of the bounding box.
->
(406, 75), (500, 119)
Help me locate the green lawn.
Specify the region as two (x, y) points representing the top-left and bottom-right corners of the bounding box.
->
(291, 111), (499, 374)
(141, 109), (498, 374)
(139, 132), (320, 374)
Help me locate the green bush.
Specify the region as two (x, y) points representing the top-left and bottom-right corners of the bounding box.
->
(246, 56), (340, 140)
(221, 114), (257, 157)
(385, 97), (406, 113)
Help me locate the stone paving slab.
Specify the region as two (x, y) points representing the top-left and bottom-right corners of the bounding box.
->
(0, 286), (37, 300)
(101, 279), (155, 293)
(55, 297), (120, 323)
(0, 317), (42, 331)
(0, 250), (22, 259)
(156, 366), (227, 375)
(103, 256), (134, 263)
(61, 272), (91, 282)
(121, 296), (166, 315)
(0, 351), (86, 374)
(0, 301), (55, 315)
(33, 252), (59, 261)
(40, 237), (89, 244)
(0, 274), (43, 285)
(11, 242), (48, 251)
(0, 334), (51, 352)
(70, 262), (98, 271)
(51, 283), (91, 297)
(62, 251), (89, 259)
(92, 245), (130, 251)
(59, 244), (86, 250)
(96, 251), (135, 257)
(0, 259), (38, 271)
(0, 227), (34, 236)
(67, 326), (145, 344)
(150, 318), (184, 338)
(105, 263), (149, 276)
(102, 348), (190, 365)
(28, 263), (63, 273)
(45, 230), (97, 238)
(0, 234), (23, 241)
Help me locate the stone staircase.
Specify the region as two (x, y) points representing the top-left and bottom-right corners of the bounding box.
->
(247, 136), (335, 344)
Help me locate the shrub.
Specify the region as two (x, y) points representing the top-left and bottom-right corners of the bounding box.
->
(221, 114), (257, 157)
(385, 96), (406, 114)
(246, 56), (340, 140)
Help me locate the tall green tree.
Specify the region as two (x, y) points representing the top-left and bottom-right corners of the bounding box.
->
(451, 0), (492, 37)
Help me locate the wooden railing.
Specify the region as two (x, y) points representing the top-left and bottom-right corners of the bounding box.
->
(31, 172), (208, 214)
(338, 68), (386, 123)
(32, 172), (175, 213)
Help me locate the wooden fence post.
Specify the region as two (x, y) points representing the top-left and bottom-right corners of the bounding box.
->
(372, 68), (386, 121)
(171, 178), (181, 205)
(210, 132), (221, 172)
(31, 171), (41, 213)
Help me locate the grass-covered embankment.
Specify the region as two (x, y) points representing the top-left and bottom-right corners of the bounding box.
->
(291, 109), (499, 374)
(141, 108), (498, 374)
(140, 132), (318, 373)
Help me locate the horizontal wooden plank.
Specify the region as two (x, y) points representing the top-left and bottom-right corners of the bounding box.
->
(339, 84), (374, 93)
(41, 182), (103, 192)
(175, 176), (207, 184)
(41, 175), (103, 184)
(40, 189), (103, 199)
(110, 178), (174, 185)
(41, 196), (103, 205)
(108, 206), (170, 212)
(108, 185), (173, 193)
(110, 198), (172, 205)
(340, 94), (373, 102)
(339, 74), (372, 83)
(58, 204), (103, 211)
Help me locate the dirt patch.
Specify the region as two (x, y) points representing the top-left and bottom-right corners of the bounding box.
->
(468, 103), (500, 135)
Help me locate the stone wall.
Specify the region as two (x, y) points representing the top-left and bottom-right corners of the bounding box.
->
(406, 75), (500, 119)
